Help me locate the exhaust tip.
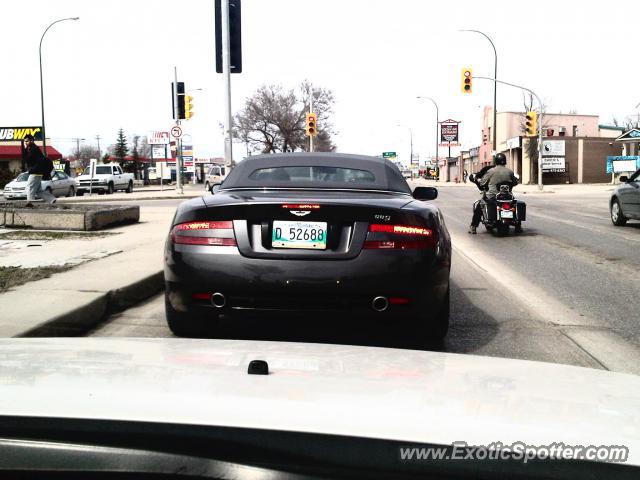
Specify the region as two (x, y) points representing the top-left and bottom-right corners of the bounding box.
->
(372, 296), (389, 312)
(211, 292), (226, 308)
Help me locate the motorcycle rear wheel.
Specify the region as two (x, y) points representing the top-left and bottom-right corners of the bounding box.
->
(497, 223), (509, 236)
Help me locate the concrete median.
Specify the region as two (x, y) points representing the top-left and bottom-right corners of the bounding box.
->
(0, 204), (139, 230)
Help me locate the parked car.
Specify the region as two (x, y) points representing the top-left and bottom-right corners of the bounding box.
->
(610, 168), (640, 225)
(75, 164), (134, 195)
(204, 164), (228, 191)
(165, 153), (451, 343)
(2, 171), (76, 199)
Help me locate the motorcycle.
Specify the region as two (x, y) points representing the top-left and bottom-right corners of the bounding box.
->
(469, 175), (526, 236)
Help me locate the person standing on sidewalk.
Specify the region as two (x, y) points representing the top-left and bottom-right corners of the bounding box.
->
(21, 135), (56, 206)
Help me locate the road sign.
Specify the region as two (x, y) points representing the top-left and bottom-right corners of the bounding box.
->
(382, 151), (397, 159)
(148, 131), (170, 145)
(170, 125), (183, 139)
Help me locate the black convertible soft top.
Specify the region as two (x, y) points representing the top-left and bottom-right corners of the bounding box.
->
(220, 153), (412, 194)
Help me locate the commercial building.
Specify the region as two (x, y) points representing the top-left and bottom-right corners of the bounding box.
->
(0, 126), (63, 175)
(464, 109), (625, 184)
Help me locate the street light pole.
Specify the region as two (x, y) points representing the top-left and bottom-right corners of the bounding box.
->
(475, 76), (544, 190)
(221, 0), (234, 166)
(39, 17), (79, 158)
(416, 96), (439, 170)
(459, 29), (497, 153)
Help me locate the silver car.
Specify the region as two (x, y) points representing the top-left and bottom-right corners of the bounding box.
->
(2, 171), (76, 200)
(610, 168), (640, 225)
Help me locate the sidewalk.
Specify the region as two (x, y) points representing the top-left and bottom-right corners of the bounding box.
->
(0, 205), (174, 337)
(57, 184), (206, 203)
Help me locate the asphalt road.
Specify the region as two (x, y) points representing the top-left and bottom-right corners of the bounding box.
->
(88, 184), (640, 375)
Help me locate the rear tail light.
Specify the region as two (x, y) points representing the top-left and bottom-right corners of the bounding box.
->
(501, 203), (512, 210)
(364, 223), (437, 249)
(171, 221), (237, 246)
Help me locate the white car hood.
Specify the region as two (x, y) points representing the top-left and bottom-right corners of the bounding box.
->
(0, 338), (638, 464)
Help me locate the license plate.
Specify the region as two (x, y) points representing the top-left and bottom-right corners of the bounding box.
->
(272, 221), (327, 250)
(500, 210), (514, 219)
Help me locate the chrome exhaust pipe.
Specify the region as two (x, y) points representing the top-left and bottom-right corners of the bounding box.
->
(211, 292), (226, 308)
(372, 296), (389, 312)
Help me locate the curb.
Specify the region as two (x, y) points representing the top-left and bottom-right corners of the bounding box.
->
(60, 195), (200, 203)
(17, 270), (164, 337)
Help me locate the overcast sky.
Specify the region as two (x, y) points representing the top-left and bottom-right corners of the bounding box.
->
(2, 0), (639, 162)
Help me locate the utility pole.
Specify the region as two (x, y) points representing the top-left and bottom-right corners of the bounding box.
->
(73, 137), (84, 159)
(221, 0), (234, 166)
(96, 135), (101, 161)
(174, 66), (183, 194)
(309, 86), (314, 153)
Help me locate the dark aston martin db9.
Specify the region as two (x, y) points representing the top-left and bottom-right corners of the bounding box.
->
(164, 153), (451, 343)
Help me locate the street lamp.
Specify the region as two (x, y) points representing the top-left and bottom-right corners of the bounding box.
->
(416, 96), (439, 170)
(39, 17), (80, 159)
(396, 124), (413, 169)
(459, 29), (497, 153)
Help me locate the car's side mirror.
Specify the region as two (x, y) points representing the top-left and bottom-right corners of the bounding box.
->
(619, 176), (629, 183)
(210, 183), (222, 194)
(413, 186), (438, 201)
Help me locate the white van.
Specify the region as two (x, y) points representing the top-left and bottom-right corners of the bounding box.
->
(204, 165), (228, 191)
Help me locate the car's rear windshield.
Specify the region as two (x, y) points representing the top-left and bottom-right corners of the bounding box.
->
(248, 166), (376, 184)
(221, 155), (412, 194)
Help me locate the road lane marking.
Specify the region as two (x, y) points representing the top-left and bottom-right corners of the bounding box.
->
(527, 209), (640, 243)
(450, 231), (640, 375)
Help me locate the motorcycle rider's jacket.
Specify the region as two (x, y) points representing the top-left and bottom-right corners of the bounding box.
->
(479, 165), (518, 198)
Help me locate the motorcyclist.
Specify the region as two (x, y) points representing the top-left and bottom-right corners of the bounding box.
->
(468, 153), (519, 234)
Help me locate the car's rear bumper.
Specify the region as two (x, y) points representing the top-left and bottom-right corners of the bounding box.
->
(165, 243), (450, 319)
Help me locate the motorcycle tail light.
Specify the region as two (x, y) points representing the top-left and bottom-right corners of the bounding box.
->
(502, 203), (512, 210)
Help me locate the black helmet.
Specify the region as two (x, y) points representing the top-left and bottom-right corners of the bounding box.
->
(494, 153), (507, 165)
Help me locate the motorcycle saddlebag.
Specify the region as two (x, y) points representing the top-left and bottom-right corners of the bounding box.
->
(516, 201), (526, 221)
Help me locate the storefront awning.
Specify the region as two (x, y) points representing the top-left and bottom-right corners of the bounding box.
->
(0, 145), (63, 160)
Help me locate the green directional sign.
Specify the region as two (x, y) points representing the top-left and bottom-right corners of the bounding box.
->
(382, 151), (397, 159)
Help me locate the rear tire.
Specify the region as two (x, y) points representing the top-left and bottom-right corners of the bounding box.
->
(107, 182), (114, 195)
(611, 198), (627, 226)
(413, 286), (450, 348)
(205, 181), (210, 192)
(125, 181), (133, 193)
(76, 190), (84, 196)
(67, 186), (75, 197)
(430, 287), (450, 341)
(165, 293), (209, 338)
(497, 223), (509, 236)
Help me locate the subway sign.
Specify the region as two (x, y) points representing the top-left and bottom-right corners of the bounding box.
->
(0, 126), (43, 142)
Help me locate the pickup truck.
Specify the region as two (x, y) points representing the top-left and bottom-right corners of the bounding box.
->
(75, 164), (134, 196)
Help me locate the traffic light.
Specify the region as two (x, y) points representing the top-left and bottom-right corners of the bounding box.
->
(525, 111), (538, 136)
(185, 95), (194, 120)
(172, 82), (185, 119)
(215, 0), (242, 73)
(306, 113), (318, 137)
(461, 68), (472, 94)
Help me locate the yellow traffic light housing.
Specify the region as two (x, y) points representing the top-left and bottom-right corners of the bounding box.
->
(185, 95), (194, 120)
(306, 113), (318, 137)
(461, 68), (473, 94)
(525, 111), (538, 136)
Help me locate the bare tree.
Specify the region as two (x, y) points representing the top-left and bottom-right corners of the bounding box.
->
(67, 145), (101, 170)
(233, 82), (337, 155)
